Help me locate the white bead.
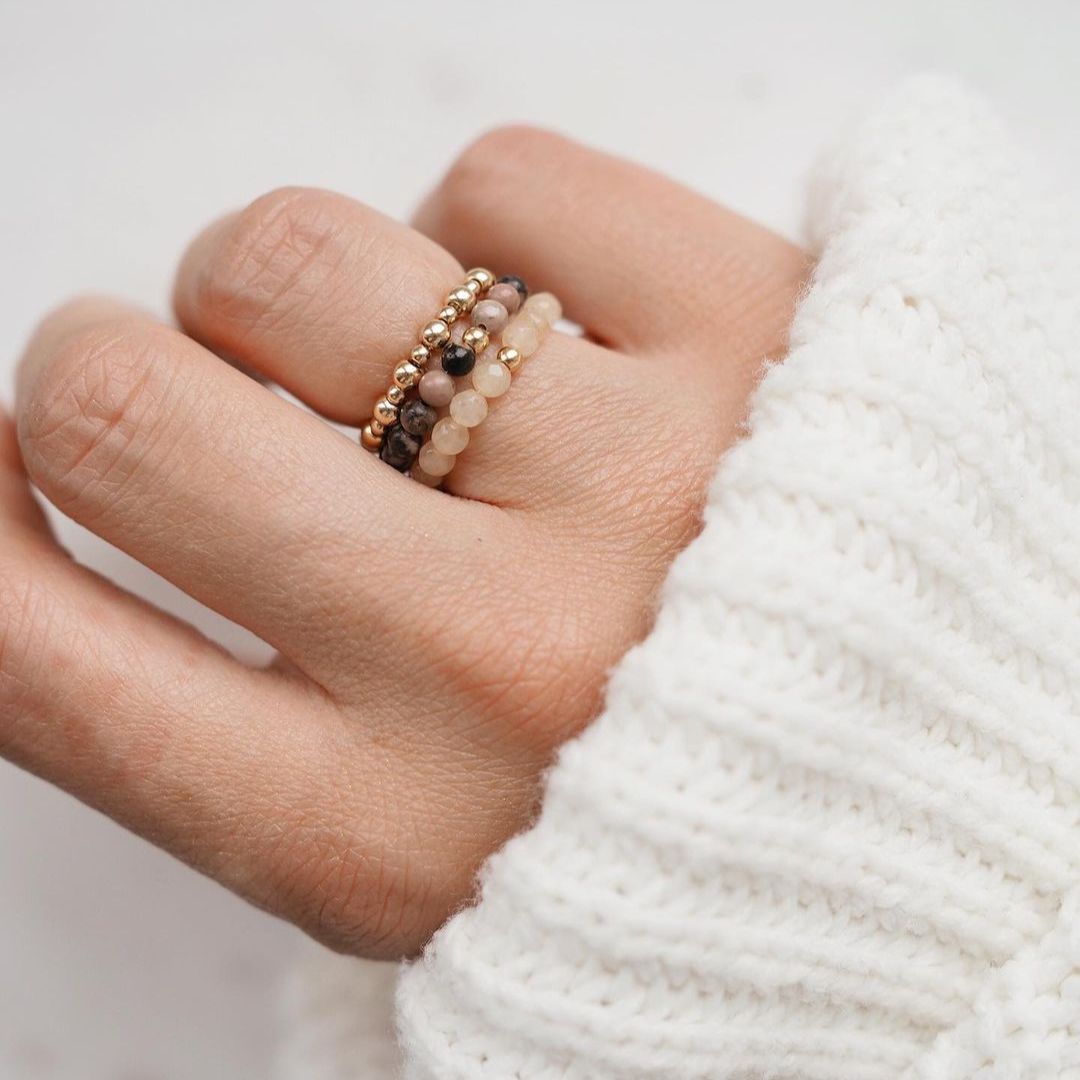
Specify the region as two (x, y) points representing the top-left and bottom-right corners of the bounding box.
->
(431, 417), (470, 455)
(503, 315), (542, 357)
(450, 389), (489, 427)
(472, 359), (512, 398)
(525, 292), (562, 326)
(418, 442), (455, 477)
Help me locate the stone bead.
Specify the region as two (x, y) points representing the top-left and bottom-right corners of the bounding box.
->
(487, 283), (522, 315)
(379, 425), (420, 471)
(418, 369), (455, 407)
(399, 398), (438, 437)
(503, 315), (542, 357)
(472, 299), (509, 334)
(472, 358), (513, 398)
(450, 389), (489, 427)
(418, 442), (455, 477)
(421, 319), (452, 349)
(497, 274), (528, 301)
(441, 343), (477, 376)
(432, 417), (470, 455)
(525, 292), (562, 326)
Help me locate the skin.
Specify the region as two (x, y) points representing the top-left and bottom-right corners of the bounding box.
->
(0, 127), (809, 959)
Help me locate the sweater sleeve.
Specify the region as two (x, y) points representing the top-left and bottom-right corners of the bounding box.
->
(391, 77), (1080, 1079)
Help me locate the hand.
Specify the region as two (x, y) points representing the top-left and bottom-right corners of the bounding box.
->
(0, 128), (807, 958)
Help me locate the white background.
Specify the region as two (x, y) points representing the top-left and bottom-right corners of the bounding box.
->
(1, 1), (1078, 1076)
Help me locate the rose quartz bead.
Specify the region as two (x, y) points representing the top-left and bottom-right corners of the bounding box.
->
(432, 417), (470, 455)
(487, 282), (522, 315)
(418, 442), (455, 477)
(450, 389), (489, 427)
(503, 315), (542, 357)
(472, 358), (512, 398)
(471, 299), (509, 334)
(418, 369), (455, 407)
(525, 292), (562, 326)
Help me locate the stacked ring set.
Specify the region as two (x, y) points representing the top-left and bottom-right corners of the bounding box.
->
(361, 268), (560, 485)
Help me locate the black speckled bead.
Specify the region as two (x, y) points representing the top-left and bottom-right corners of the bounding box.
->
(497, 274), (528, 302)
(399, 398), (438, 437)
(441, 343), (476, 376)
(379, 425), (420, 471)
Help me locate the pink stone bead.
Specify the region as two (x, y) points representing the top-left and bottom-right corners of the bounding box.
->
(503, 315), (542, 357)
(418, 369), (455, 407)
(471, 299), (509, 334)
(525, 291), (562, 326)
(432, 417), (470, 455)
(449, 389), (489, 427)
(487, 282), (522, 315)
(472, 358), (512, 397)
(418, 442), (455, 477)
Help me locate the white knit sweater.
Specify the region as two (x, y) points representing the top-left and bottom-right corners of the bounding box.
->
(278, 77), (1080, 1079)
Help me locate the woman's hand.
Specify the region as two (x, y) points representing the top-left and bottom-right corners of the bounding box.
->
(0, 128), (807, 958)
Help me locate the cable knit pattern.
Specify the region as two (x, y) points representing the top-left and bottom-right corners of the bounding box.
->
(276, 77), (1080, 1078)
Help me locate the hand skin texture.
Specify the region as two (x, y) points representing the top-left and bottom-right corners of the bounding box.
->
(0, 128), (808, 959)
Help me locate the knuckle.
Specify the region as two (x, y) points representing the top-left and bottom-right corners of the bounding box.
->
(439, 125), (556, 211)
(20, 316), (175, 513)
(197, 186), (351, 334)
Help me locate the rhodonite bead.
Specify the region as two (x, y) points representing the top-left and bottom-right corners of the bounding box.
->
(450, 389), (489, 427)
(441, 343), (477, 376)
(418, 442), (455, 477)
(503, 316), (541, 357)
(486, 283), (522, 315)
(418, 369), (455, 407)
(431, 417), (470, 455)
(525, 292), (562, 326)
(399, 398), (438, 437)
(497, 274), (528, 301)
(379, 425), (420, 471)
(471, 299), (509, 334)
(472, 358), (513, 397)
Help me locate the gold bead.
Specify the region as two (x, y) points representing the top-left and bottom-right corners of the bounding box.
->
(370, 419), (385, 436)
(462, 326), (489, 353)
(446, 286), (476, 314)
(373, 397), (398, 426)
(360, 424), (382, 451)
(498, 345), (523, 373)
(462, 278), (482, 297)
(386, 384), (405, 406)
(411, 344), (431, 366)
(393, 360), (422, 389)
(438, 305), (460, 324)
(421, 319), (451, 349)
(466, 268), (495, 291)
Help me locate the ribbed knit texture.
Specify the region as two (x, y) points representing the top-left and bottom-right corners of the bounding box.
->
(278, 77), (1080, 1079)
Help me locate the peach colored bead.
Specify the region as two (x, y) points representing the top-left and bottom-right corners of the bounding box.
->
(450, 389), (489, 427)
(525, 292), (562, 326)
(471, 299), (509, 334)
(472, 358), (513, 397)
(487, 282), (522, 314)
(412, 464), (444, 487)
(418, 442), (455, 477)
(418, 369), (455, 407)
(503, 315), (542, 357)
(432, 417), (470, 455)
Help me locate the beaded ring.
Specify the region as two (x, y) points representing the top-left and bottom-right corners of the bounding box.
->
(362, 269), (560, 485)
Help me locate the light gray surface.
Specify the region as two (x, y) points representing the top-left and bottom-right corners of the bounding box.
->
(1, 1), (1078, 1076)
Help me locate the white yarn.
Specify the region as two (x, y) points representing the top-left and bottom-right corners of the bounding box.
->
(280, 77), (1080, 1079)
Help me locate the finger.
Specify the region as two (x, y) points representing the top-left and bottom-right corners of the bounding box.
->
(173, 186), (463, 425)
(0, 401), (51, 537)
(414, 126), (809, 357)
(14, 297), (497, 685)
